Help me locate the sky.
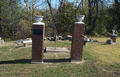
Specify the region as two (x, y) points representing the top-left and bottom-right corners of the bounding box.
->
(50, 0), (75, 8)
(20, 0), (77, 9)
(20, 0), (115, 9)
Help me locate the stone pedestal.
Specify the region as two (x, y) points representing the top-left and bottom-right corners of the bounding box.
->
(71, 22), (85, 62)
(31, 22), (45, 64)
(111, 36), (116, 42)
(24, 43), (28, 47)
(84, 41), (87, 45)
(0, 37), (1, 46)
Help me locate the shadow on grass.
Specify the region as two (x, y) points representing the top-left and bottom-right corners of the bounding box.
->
(0, 59), (31, 64)
(44, 58), (70, 63)
(0, 58), (70, 64)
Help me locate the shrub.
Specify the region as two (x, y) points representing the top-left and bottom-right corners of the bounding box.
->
(90, 31), (99, 37)
(115, 30), (119, 36)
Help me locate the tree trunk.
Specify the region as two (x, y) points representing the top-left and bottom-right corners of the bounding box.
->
(87, 0), (98, 34)
(47, 0), (58, 49)
(92, 0), (98, 31)
(82, 0), (87, 22)
(88, 0), (92, 26)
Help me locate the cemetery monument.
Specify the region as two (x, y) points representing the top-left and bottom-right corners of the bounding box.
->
(31, 15), (45, 64)
(111, 30), (117, 42)
(71, 15), (85, 62)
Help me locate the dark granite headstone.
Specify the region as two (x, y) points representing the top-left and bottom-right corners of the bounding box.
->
(106, 39), (113, 44)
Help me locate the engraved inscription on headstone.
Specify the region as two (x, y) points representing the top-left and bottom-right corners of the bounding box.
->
(33, 29), (43, 35)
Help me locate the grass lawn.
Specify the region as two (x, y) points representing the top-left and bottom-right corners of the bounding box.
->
(0, 37), (120, 77)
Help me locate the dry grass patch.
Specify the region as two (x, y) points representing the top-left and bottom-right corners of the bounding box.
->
(44, 40), (71, 59)
(87, 37), (110, 42)
(88, 44), (120, 66)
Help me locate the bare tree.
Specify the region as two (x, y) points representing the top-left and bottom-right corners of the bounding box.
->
(87, 0), (99, 34)
(114, 0), (120, 28)
(24, 0), (45, 23)
(46, 0), (82, 48)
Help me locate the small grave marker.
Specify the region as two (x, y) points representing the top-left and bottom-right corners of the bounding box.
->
(111, 30), (117, 42)
(106, 39), (113, 44)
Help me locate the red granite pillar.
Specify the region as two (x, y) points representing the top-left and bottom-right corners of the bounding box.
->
(31, 17), (45, 64)
(71, 15), (85, 62)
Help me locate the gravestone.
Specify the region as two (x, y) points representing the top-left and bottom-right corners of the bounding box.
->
(89, 39), (94, 42)
(58, 36), (62, 40)
(106, 39), (113, 44)
(111, 30), (117, 42)
(66, 35), (72, 40)
(31, 15), (45, 64)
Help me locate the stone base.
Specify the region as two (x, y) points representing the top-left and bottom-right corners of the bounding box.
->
(31, 61), (43, 64)
(71, 60), (85, 64)
(24, 43), (28, 47)
(84, 41), (88, 45)
(46, 47), (69, 52)
(111, 36), (116, 42)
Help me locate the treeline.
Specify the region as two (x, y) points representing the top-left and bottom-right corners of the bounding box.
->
(0, 0), (120, 40)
